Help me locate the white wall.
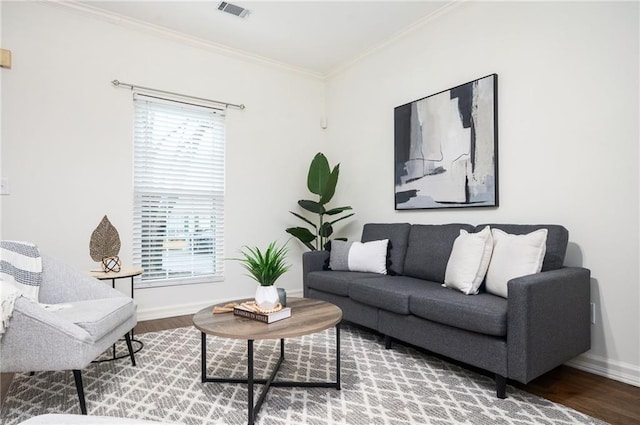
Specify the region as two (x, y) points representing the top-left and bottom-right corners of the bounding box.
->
(2, 1), (639, 387)
(0, 2), (324, 319)
(325, 1), (639, 385)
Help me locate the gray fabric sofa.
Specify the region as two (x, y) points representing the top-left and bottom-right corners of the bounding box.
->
(303, 223), (591, 398)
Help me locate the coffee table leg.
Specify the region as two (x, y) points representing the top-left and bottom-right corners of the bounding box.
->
(248, 339), (254, 425)
(336, 323), (341, 390)
(201, 332), (207, 383)
(200, 329), (339, 423)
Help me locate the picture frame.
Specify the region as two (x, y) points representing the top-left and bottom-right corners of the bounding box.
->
(394, 74), (498, 210)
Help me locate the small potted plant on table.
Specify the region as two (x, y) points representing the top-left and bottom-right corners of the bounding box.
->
(232, 241), (290, 311)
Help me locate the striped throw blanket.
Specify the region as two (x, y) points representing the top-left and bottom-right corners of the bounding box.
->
(0, 241), (42, 336)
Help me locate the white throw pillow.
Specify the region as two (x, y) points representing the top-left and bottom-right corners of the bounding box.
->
(443, 226), (493, 295)
(348, 239), (389, 274)
(485, 228), (548, 298)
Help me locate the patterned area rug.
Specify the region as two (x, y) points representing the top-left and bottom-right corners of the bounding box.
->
(1, 325), (606, 425)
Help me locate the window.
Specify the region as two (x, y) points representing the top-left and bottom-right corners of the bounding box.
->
(133, 94), (225, 287)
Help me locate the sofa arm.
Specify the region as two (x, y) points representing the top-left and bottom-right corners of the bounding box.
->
(507, 267), (591, 383)
(302, 250), (329, 297)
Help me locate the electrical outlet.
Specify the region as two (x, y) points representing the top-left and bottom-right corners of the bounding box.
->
(0, 177), (9, 195)
(590, 302), (596, 324)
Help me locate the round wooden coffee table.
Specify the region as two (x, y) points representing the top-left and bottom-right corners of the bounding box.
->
(193, 297), (342, 425)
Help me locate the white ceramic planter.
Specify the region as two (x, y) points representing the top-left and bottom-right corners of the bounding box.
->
(255, 285), (279, 310)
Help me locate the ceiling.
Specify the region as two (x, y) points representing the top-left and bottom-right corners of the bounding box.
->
(71, 1), (454, 77)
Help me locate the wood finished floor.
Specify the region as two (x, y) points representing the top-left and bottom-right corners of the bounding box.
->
(3, 315), (639, 424)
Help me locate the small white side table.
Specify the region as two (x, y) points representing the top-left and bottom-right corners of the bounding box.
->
(89, 267), (143, 299)
(90, 267), (144, 361)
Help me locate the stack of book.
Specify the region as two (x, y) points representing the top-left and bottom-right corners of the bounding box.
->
(233, 303), (291, 323)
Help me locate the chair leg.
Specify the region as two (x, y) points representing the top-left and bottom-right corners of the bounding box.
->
(124, 332), (136, 366)
(72, 370), (87, 415)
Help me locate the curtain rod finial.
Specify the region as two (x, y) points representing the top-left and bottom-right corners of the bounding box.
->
(239, 104), (246, 110)
(111, 80), (120, 87)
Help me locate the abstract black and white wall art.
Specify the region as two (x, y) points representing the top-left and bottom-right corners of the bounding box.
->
(394, 74), (498, 210)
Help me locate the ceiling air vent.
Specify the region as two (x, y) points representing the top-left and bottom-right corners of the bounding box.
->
(218, 2), (250, 18)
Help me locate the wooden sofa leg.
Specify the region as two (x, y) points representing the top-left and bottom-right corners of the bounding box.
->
(124, 333), (136, 366)
(72, 369), (87, 415)
(384, 335), (392, 349)
(496, 374), (507, 399)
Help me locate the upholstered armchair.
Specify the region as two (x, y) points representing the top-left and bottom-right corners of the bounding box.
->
(0, 254), (137, 414)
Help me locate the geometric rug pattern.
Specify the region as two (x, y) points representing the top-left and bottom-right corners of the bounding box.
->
(1, 325), (607, 425)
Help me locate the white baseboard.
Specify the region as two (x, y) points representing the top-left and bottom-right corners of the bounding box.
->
(136, 289), (304, 322)
(566, 353), (640, 387)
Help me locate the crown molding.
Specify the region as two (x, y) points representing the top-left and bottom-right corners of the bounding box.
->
(48, 1), (325, 80)
(46, 1), (462, 82)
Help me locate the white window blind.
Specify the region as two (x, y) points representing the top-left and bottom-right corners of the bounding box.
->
(133, 94), (225, 287)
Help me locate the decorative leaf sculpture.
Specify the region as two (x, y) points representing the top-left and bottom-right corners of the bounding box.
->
(90, 215), (121, 262)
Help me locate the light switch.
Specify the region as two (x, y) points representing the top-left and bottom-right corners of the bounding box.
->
(0, 49), (11, 69)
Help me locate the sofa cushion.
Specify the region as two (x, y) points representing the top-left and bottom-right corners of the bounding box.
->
(478, 224), (568, 271)
(51, 297), (135, 341)
(409, 286), (508, 336)
(361, 223), (411, 275)
(349, 276), (434, 315)
(403, 224), (476, 283)
(305, 270), (381, 297)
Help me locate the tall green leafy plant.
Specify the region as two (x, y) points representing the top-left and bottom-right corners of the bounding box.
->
(286, 153), (354, 250)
